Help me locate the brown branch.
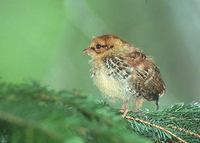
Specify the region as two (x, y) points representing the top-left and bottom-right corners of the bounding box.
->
(125, 115), (187, 143)
(168, 125), (200, 140)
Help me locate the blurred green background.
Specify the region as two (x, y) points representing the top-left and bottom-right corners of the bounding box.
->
(0, 0), (200, 106)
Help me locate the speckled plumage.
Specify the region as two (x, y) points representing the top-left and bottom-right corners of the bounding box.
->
(84, 34), (165, 116)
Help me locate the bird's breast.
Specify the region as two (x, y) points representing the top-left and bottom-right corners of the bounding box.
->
(92, 66), (126, 100)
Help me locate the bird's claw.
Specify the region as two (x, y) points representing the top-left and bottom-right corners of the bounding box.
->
(120, 109), (129, 118)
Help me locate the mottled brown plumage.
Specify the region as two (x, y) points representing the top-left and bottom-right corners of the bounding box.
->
(84, 34), (165, 117)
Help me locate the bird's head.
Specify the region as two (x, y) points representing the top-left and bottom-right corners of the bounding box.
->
(83, 34), (131, 58)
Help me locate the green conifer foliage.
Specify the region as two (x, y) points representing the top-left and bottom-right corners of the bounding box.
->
(0, 81), (199, 143)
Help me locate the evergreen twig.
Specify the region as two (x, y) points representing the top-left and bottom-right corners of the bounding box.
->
(0, 80), (199, 143)
(167, 125), (200, 139)
(125, 116), (187, 143)
(127, 103), (200, 143)
(0, 80), (150, 143)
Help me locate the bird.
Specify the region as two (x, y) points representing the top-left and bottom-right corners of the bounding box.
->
(83, 34), (165, 117)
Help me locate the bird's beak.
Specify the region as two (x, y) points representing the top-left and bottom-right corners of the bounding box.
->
(83, 47), (90, 55)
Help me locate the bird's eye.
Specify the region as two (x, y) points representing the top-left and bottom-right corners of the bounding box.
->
(96, 44), (101, 49)
(110, 45), (114, 49)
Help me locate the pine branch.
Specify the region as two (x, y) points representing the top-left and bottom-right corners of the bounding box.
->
(0, 80), (199, 143)
(0, 80), (150, 143)
(125, 116), (187, 143)
(126, 103), (200, 143)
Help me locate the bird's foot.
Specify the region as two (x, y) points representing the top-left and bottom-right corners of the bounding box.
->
(119, 108), (125, 113)
(119, 108), (129, 118)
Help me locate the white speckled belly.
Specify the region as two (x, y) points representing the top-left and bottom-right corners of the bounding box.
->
(92, 67), (126, 100)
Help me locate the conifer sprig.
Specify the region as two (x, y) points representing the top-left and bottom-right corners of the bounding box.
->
(0, 80), (199, 143)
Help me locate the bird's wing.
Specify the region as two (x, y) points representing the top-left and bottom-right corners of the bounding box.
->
(104, 56), (133, 80)
(123, 51), (166, 99)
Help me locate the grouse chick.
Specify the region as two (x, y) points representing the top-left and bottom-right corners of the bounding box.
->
(83, 34), (165, 117)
